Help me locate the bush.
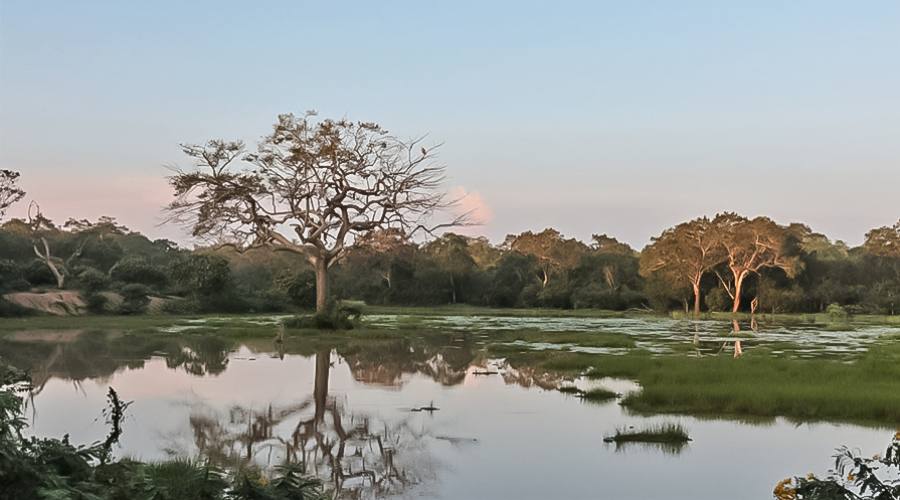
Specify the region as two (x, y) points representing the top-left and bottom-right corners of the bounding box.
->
(282, 301), (361, 330)
(83, 292), (109, 314)
(704, 287), (731, 312)
(24, 259), (58, 286)
(119, 284), (151, 315)
(75, 267), (109, 293)
(109, 257), (168, 288)
(825, 303), (849, 320)
(0, 260), (29, 293)
(160, 297), (200, 315)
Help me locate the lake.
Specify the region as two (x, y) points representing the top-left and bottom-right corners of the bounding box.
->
(2, 314), (896, 499)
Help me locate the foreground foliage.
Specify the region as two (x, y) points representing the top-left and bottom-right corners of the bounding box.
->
(775, 433), (900, 499)
(0, 359), (327, 500)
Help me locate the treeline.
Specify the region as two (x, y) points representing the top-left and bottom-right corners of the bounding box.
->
(1, 213), (898, 315)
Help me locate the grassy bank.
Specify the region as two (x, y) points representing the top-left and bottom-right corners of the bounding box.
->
(497, 342), (900, 425)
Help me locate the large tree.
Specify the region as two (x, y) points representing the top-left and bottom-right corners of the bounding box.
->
(712, 213), (801, 313)
(0, 169), (25, 221)
(168, 112), (463, 312)
(640, 217), (723, 316)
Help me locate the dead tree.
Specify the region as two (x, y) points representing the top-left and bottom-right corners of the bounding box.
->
(28, 202), (66, 289)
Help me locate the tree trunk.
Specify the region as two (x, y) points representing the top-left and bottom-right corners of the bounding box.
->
(541, 268), (549, 288)
(449, 274), (457, 304)
(315, 258), (329, 313)
(731, 272), (747, 313)
(313, 350), (330, 422)
(34, 238), (65, 289)
(692, 282), (702, 316)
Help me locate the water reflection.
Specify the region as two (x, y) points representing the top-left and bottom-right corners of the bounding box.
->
(179, 351), (433, 498)
(2, 324), (895, 500)
(0, 331), (234, 394)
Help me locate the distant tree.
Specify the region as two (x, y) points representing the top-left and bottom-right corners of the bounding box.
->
(485, 252), (540, 307)
(640, 217), (723, 316)
(466, 236), (502, 268)
(504, 229), (588, 288)
(590, 233), (635, 256)
(353, 228), (415, 290)
(425, 233), (476, 304)
(864, 219), (900, 257)
(0, 170), (25, 221)
(712, 213), (801, 313)
(168, 111), (465, 312)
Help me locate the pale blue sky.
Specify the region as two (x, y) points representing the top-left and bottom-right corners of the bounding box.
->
(1, 1), (898, 247)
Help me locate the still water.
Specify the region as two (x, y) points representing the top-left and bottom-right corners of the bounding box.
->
(2, 319), (895, 500)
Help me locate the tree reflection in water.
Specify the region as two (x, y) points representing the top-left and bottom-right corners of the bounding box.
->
(0, 331), (234, 395)
(182, 350), (439, 499)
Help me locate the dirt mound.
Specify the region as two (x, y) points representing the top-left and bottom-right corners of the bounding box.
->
(2, 291), (86, 316)
(3, 290), (174, 316)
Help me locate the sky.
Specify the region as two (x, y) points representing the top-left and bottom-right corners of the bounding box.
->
(1, 1), (898, 249)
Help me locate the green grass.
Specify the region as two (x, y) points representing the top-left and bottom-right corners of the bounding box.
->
(557, 386), (618, 401)
(605, 423), (690, 444)
(581, 387), (619, 402)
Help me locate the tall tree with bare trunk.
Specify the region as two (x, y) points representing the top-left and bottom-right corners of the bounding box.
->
(167, 111), (466, 312)
(27, 202), (66, 289)
(640, 217), (723, 316)
(0, 170), (26, 221)
(712, 213), (801, 313)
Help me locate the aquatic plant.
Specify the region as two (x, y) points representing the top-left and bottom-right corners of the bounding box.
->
(604, 423), (691, 445)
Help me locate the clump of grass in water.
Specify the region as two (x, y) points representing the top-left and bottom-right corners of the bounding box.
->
(557, 386), (619, 401)
(581, 387), (619, 401)
(604, 423), (691, 445)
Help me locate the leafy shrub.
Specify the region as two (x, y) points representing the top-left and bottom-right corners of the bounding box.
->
(76, 267), (109, 293)
(282, 301), (361, 330)
(119, 284), (151, 315)
(84, 292), (109, 314)
(160, 297), (200, 315)
(24, 259), (58, 286)
(826, 303), (849, 320)
(704, 287), (731, 312)
(109, 257), (168, 288)
(776, 434), (900, 500)
(0, 259), (29, 293)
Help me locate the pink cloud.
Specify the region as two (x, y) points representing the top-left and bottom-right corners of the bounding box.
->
(449, 186), (493, 236)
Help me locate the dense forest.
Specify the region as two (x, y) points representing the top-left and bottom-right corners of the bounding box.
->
(1, 192), (898, 316)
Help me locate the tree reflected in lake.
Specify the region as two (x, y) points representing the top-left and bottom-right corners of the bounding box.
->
(177, 350), (440, 499)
